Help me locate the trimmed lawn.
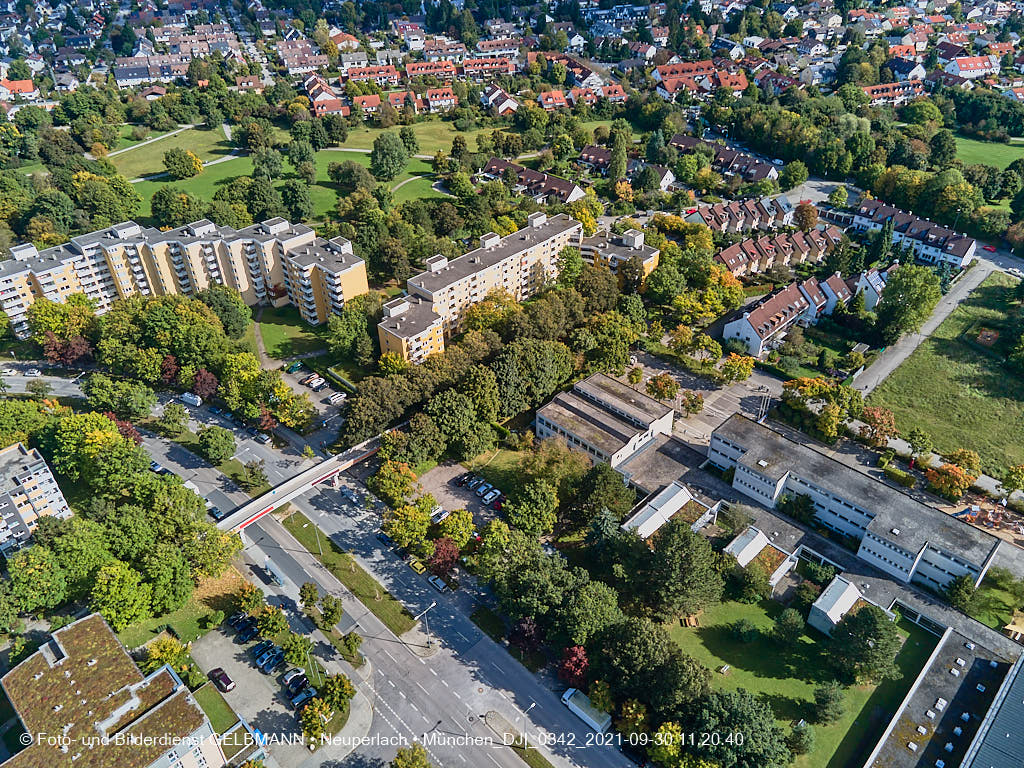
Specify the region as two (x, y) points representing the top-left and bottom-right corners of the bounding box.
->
(259, 304), (327, 358)
(667, 600), (938, 768)
(868, 271), (1024, 475)
(393, 174), (444, 203)
(132, 155), (255, 217)
(465, 448), (531, 499)
(339, 120), (488, 154)
(955, 134), (1024, 169)
(283, 510), (416, 635)
(194, 684), (238, 734)
(118, 568), (245, 648)
(112, 126), (234, 179)
(968, 568), (1024, 629)
(114, 124), (169, 150)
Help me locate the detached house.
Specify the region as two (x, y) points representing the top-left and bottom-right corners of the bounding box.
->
(945, 55), (1001, 79)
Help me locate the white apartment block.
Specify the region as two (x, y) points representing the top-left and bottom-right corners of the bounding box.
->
(3, 219), (369, 337)
(709, 415), (1002, 592)
(0, 443), (71, 553)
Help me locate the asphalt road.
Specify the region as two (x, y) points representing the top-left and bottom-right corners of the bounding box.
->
(139, 403), (630, 768)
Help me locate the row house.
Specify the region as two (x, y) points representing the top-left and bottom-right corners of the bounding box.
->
(480, 84), (519, 114)
(862, 80), (924, 105)
(405, 60), (457, 80)
(424, 39), (467, 62)
(113, 55), (190, 87)
(684, 196), (794, 233)
(852, 199), (977, 268)
(652, 59), (717, 82)
(303, 73), (346, 117)
(945, 54), (1001, 78)
(530, 52), (605, 89)
(338, 51), (370, 74)
(669, 134), (780, 182)
(461, 57), (515, 79)
(481, 158), (586, 204)
(538, 89), (569, 110)
(388, 90), (424, 113)
(476, 37), (520, 59)
(425, 87), (458, 112)
(346, 65), (401, 86)
(577, 144), (612, 173)
(714, 226), (843, 277)
(723, 275), (848, 356)
(281, 53), (329, 75)
(352, 93), (381, 115)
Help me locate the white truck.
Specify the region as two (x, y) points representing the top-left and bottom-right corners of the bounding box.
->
(561, 688), (612, 734)
(180, 392), (202, 407)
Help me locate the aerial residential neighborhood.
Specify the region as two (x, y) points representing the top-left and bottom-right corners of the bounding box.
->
(3, 0), (1024, 767)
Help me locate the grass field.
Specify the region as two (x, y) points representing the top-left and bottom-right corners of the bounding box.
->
(466, 448), (530, 499)
(194, 684), (239, 734)
(955, 134), (1024, 169)
(667, 600), (938, 768)
(340, 119), (490, 154)
(113, 124), (169, 150)
(868, 271), (1024, 474)
(118, 568), (244, 648)
(259, 304), (328, 358)
(283, 510), (416, 635)
(968, 567), (1024, 629)
(112, 126), (234, 179)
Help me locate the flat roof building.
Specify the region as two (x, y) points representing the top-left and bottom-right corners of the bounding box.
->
(0, 443), (71, 553)
(3, 219), (368, 337)
(0, 614), (228, 768)
(620, 478), (719, 539)
(536, 372), (674, 468)
(710, 415), (1003, 591)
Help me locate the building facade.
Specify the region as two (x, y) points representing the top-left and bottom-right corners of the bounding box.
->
(377, 213), (584, 362)
(0, 443), (71, 553)
(3, 219), (369, 337)
(709, 415), (1002, 591)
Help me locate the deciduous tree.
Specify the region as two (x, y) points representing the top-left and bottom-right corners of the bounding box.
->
(831, 605), (903, 683)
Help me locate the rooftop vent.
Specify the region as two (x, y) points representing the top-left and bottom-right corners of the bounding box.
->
(907, 742), (918, 753)
(891, 528), (901, 536)
(956, 658), (966, 667)
(950, 668), (960, 677)
(757, 459), (768, 467)
(916, 726), (927, 735)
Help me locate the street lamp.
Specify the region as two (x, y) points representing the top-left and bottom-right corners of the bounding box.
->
(414, 601), (437, 650)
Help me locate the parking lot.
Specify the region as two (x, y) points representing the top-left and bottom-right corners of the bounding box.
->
(417, 462), (505, 527)
(191, 623), (313, 768)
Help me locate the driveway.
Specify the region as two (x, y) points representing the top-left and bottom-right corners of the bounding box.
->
(853, 258), (996, 394)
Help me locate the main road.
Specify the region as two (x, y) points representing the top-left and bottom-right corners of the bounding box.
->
(140, 404), (630, 768)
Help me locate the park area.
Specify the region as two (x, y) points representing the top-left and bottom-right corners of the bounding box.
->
(111, 125), (236, 180)
(668, 600), (938, 768)
(868, 271), (1024, 475)
(955, 134), (1024, 170)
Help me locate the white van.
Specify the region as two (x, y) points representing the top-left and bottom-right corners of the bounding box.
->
(180, 392), (202, 407)
(306, 376), (325, 388)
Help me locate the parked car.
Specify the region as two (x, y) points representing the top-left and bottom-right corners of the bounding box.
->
(311, 382), (328, 392)
(427, 575), (451, 594)
(283, 668), (308, 694)
(256, 433), (272, 444)
(149, 461), (164, 473)
(1008, 267), (1024, 278)
(466, 476), (485, 490)
(475, 483), (494, 498)
(209, 506), (231, 521)
(291, 687), (318, 709)
(24, 369), (40, 377)
(209, 668), (236, 692)
(227, 611), (248, 629)
(261, 650), (286, 674)
(300, 374), (318, 385)
(286, 361), (304, 373)
(481, 489), (501, 505)
(237, 621), (259, 643)
(408, 558), (427, 574)
(454, 472), (471, 487)
(255, 646), (279, 667)
(246, 426), (258, 437)
(306, 376), (325, 389)
(249, 640), (274, 659)
(376, 530), (396, 547)
(209, 406), (222, 415)
(328, 392), (347, 405)
(180, 392), (202, 407)
(430, 506), (450, 523)
(983, 245), (997, 252)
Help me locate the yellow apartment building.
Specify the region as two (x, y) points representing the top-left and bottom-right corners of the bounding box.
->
(2, 218), (368, 337)
(0, 443), (71, 553)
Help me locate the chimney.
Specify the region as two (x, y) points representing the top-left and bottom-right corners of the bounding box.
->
(480, 232), (501, 249)
(527, 211), (547, 228)
(425, 253), (448, 272)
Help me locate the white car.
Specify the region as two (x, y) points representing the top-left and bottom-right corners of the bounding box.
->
(0, 369), (13, 376)
(1007, 268), (1024, 279)
(306, 376), (325, 388)
(24, 369), (40, 377)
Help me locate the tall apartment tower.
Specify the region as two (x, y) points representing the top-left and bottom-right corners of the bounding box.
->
(0, 443), (71, 553)
(1, 218), (369, 337)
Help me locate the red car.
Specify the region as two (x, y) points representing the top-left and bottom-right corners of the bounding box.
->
(982, 245), (997, 252)
(208, 668), (235, 692)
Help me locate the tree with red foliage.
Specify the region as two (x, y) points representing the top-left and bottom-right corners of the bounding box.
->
(42, 332), (64, 364)
(510, 617), (543, 653)
(559, 645), (589, 688)
(258, 405), (278, 432)
(103, 412), (143, 445)
(428, 537), (459, 576)
(925, 463), (976, 500)
(41, 332), (92, 366)
(859, 406), (898, 448)
(192, 368), (218, 399)
(161, 354), (180, 383)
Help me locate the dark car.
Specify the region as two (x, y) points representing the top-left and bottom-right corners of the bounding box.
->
(376, 530), (396, 548)
(286, 673), (309, 695)
(255, 646), (278, 667)
(291, 687), (318, 709)
(209, 506), (231, 521)
(286, 361), (304, 373)
(227, 611), (248, 629)
(260, 649), (285, 674)
(454, 472), (471, 487)
(237, 621), (259, 643)
(209, 406), (222, 415)
(209, 668), (235, 692)
(246, 426), (258, 437)
(249, 639), (274, 659)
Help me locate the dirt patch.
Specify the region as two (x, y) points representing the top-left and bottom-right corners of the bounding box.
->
(976, 327), (999, 347)
(195, 567), (246, 613)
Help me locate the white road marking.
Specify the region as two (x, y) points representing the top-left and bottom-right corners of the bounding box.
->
(429, 668), (438, 676)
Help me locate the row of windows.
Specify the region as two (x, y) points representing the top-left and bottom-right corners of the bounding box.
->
(859, 543), (911, 574)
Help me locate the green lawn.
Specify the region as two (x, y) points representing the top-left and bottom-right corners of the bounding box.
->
(193, 684), (238, 734)
(283, 511), (416, 635)
(112, 126), (235, 179)
(339, 119), (488, 154)
(955, 134), (1024, 169)
(393, 174), (444, 203)
(667, 600), (938, 768)
(114, 124), (169, 150)
(868, 271), (1024, 475)
(968, 567), (1024, 629)
(465, 448), (531, 499)
(259, 304), (328, 358)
